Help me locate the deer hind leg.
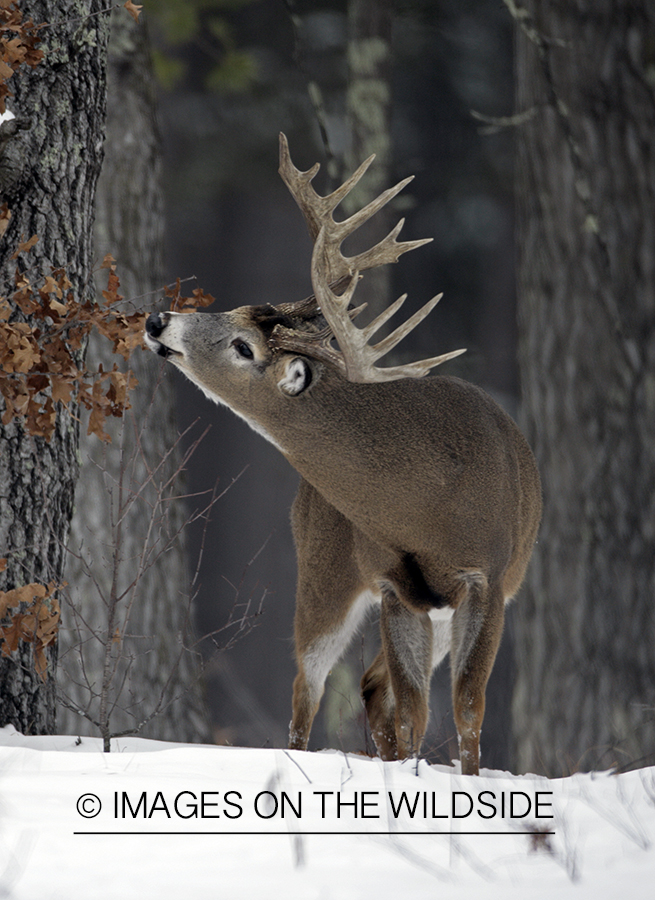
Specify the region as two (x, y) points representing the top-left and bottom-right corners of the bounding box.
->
(362, 590), (433, 760)
(360, 648), (395, 758)
(450, 577), (505, 776)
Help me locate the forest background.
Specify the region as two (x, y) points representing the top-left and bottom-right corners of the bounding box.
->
(1, 0), (653, 779)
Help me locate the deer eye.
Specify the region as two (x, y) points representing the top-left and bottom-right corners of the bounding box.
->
(233, 340), (253, 360)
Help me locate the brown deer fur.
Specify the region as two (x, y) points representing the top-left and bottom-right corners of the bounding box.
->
(145, 137), (541, 775)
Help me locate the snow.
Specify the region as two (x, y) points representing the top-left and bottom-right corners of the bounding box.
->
(1, 725), (654, 898)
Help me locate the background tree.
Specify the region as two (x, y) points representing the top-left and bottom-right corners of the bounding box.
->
(343, 0), (393, 316)
(59, 9), (209, 744)
(512, 0), (655, 775)
(0, 1), (109, 733)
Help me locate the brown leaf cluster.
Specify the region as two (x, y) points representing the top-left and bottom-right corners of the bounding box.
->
(0, 560), (61, 681)
(166, 277), (215, 312)
(0, 0), (44, 114)
(1, 248), (142, 442)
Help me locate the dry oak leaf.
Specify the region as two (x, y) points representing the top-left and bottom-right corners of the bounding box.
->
(189, 286), (215, 308)
(86, 380), (111, 443)
(10, 233), (38, 259)
(0, 581), (47, 623)
(124, 2), (142, 23)
(26, 394), (56, 438)
(106, 367), (137, 409)
(2, 35), (26, 67)
(2, 325), (39, 372)
(39, 273), (63, 298)
(50, 375), (73, 406)
(165, 278), (215, 312)
(0, 580), (61, 681)
(102, 270), (122, 305)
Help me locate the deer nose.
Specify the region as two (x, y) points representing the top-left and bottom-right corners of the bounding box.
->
(145, 312), (168, 338)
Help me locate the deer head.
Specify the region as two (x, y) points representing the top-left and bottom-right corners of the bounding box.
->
(145, 135), (464, 441)
(145, 135), (541, 775)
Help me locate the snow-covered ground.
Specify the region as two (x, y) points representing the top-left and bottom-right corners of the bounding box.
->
(1, 725), (653, 899)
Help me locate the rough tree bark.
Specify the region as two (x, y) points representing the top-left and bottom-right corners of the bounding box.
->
(59, 10), (209, 743)
(0, 1), (109, 733)
(343, 0), (392, 318)
(512, 1), (655, 774)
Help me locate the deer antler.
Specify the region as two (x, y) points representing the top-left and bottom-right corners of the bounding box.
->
(272, 133), (466, 383)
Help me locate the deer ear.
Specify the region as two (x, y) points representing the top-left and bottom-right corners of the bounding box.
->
(277, 357), (312, 396)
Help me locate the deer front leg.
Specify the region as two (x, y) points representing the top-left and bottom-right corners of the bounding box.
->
(289, 663), (323, 752)
(290, 589), (372, 750)
(450, 580), (505, 776)
(362, 591), (433, 760)
(289, 479), (369, 751)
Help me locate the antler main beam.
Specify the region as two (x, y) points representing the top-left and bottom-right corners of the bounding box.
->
(278, 133), (431, 284)
(274, 133), (466, 383)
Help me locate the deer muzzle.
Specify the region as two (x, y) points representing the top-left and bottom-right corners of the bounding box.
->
(145, 312), (178, 358)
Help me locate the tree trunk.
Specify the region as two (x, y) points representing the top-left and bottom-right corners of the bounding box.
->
(59, 10), (209, 744)
(310, 0), (395, 752)
(512, 1), (655, 775)
(344, 0), (393, 319)
(0, 1), (109, 733)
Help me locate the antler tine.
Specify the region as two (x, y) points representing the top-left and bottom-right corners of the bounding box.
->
(279, 133), (427, 282)
(331, 177), (411, 243)
(364, 293), (444, 360)
(375, 347), (468, 380)
(344, 217), (433, 277)
(321, 156), (377, 218)
(359, 291), (410, 340)
(277, 134), (467, 383)
(311, 225), (466, 382)
(279, 132), (375, 242)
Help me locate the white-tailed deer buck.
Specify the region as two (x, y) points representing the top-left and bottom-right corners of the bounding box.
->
(145, 134), (541, 775)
